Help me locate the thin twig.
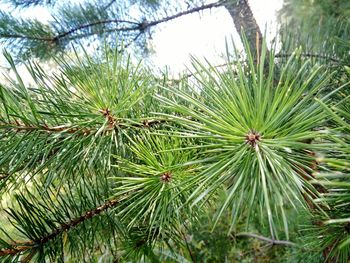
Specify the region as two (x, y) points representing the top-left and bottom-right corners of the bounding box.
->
(103, 0), (116, 9)
(52, 19), (141, 41)
(181, 230), (196, 263)
(275, 53), (341, 63)
(144, 1), (224, 28)
(161, 52), (343, 83)
(119, 31), (143, 51)
(0, 118), (167, 135)
(235, 232), (296, 246)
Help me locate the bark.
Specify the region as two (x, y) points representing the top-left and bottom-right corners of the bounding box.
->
(223, 0), (264, 57)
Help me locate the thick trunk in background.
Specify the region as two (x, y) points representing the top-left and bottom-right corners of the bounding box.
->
(223, 0), (264, 57)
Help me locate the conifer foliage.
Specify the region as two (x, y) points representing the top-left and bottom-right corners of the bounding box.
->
(0, 33), (349, 262)
(0, 0), (349, 261)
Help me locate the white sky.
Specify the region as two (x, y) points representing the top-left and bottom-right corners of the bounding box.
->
(0, 0), (283, 79)
(152, 0), (283, 75)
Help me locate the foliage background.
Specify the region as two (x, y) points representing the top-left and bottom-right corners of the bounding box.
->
(0, 0), (349, 262)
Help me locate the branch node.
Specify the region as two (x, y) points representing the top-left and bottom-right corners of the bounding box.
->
(245, 130), (261, 148)
(160, 172), (172, 183)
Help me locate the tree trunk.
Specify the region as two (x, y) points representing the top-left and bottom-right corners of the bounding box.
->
(223, 0), (263, 57)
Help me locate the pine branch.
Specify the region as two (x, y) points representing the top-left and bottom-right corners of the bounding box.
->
(157, 42), (331, 239)
(235, 232), (296, 246)
(0, 118), (167, 135)
(0, 2), (224, 44)
(144, 1), (224, 29)
(275, 53), (342, 63)
(51, 19), (141, 41)
(0, 199), (119, 257)
(62, 1), (224, 40)
(162, 52), (343, 83)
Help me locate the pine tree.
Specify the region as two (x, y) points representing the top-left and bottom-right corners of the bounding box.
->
(0, 0), (261, 61)
(277, 2), (350, 261)
(0, 0), (349, 262)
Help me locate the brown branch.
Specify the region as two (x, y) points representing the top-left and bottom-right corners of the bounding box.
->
(2, 2), (224, 44)
(0, 122), (91, 135)
(0, 118), (166, 136)
(181, 230), (196, 263)
(0, 246), (33, 257)
(0, 173), (10, 181)
(52, 19), (141, 41)
(0, 22), (138, 43)
(275, 53), (342, 63)
(144, 1), (224, 28)
(235, 232), (296, 246)
(162, 51), (343, 83)
(0, 199), (119, 257)
(58, 1), (224, 40)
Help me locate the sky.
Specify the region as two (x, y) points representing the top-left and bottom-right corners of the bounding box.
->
(152, 0), (283, 75)
(0, 0), (283, 79)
